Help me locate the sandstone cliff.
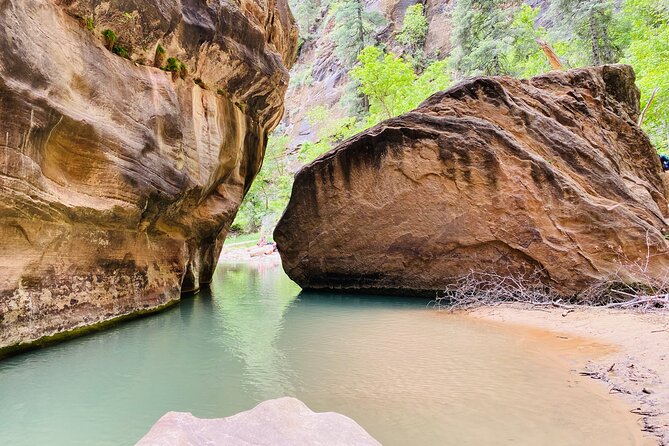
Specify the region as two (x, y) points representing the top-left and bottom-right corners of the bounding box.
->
(275, 65), (669, 298)
(0, 0), (297, 353)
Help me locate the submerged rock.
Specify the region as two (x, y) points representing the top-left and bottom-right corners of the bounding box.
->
(136, 397), (381, 446)
(0, 1), (297, 352)
(275, 65), (669, 298)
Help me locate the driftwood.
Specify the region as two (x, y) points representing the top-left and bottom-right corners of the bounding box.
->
(428, 268), (669, 312)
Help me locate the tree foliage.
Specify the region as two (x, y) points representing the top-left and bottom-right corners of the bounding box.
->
(233, 133), (293, 234)
(351, 46), (451, 122)
(451, 0), (520, 76)
(396, 4), (429, 53)
(331, 0), (385, 67)
(550, 0), (621, 66)
(619, 0), (669, 151)
(289, 0), (323, 40)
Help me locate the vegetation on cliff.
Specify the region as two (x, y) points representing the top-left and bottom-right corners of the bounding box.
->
(232, 0), (669, 235)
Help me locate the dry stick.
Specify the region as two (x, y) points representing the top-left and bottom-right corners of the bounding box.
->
(638, 87), (659, 127)
(536, 38), (563, 70)
(433, 266), (669, 312)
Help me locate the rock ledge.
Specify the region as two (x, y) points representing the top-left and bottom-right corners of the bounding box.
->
(136, 397), (381, 446)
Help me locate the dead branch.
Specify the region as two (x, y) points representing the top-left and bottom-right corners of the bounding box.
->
(638, 87), (659, 127)
(536, 38), (563, 70)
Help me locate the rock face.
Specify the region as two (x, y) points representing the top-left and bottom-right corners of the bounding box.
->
(275, 65), (669, 298)
(0, 0), (297, 352)
(136, 397), (381, 446)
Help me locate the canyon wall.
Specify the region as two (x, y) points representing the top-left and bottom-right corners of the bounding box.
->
(275, 65), (669, 297)
(0, 0), (297, 352)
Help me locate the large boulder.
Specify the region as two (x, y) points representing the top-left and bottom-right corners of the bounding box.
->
(0, 0), (297, 353)
(136, 397), (381, 446)
(275, 65), (669, 298)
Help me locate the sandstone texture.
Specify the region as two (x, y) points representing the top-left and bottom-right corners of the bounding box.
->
(0, 0), (297, 353)
(136, 397), (381, 446)
(275, 65), (669, 298)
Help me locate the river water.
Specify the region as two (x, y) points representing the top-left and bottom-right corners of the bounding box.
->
(0, 261), (651, 445)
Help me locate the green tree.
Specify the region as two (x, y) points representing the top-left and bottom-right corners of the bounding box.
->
(619, 0), (669, 151)
(351, 46), (452, 124)
(234, 133), (294, 234)
(289, 0), (323, 40)
(506, 5), (554, 78)
(451, 0), (520, 76)
(331, 0), (385, 67)
(396, 4), (429, 53)
(351, 46), (416, 120)
(298, 107), (360, 163)
(550, 0), (621, 66)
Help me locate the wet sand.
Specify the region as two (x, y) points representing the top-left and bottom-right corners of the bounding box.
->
(468, 305), (669, 445)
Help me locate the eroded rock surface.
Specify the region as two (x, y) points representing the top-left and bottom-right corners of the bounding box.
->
(275, 65), (669, 297)
(136, 397), (381, 446)
(0, 0), (297, 352)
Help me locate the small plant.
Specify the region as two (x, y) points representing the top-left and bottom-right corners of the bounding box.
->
(164, 57), (188, 81)
(154, 44), (166, 68)
(164, 57), (180, 72)
(85, 17), (94, 32)
(112, 45), (130, 59)
(101, 29), (117, 50)
(216, 88), (226, 96)
(194, 78), (207, 89)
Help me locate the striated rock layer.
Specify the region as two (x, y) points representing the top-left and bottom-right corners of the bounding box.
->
(0, 0), (297, 352)
(275, 65), (669, 298)
(136, 397), (381, 446)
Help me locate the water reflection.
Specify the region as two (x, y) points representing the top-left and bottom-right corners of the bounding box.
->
(212, 263), (299, 400)
(0, 261), (654, 446)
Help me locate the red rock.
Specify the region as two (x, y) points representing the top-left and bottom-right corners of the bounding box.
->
(0, 0), (297, 352)
(275, 65), (669, 298)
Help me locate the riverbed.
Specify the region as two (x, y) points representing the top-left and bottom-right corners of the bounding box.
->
(0, 262), (653, 445)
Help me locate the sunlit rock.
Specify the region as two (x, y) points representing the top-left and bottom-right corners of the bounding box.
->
(0, 0), (297, 352)
(275, 65), (669, 298)
(136, 397), (381, 446)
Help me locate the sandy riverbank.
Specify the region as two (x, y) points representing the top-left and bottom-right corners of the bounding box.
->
(219, 246), (282, 265)
(466, 305), (669, 445)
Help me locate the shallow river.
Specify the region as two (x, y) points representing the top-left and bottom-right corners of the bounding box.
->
(0, 262), (651, 445)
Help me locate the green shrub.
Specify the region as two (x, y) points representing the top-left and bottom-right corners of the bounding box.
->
(397, 4), (429, 51)
(164, 57), (180, 72)
(154, 45), (166, 68)
(164, 57), (189, 80)
(85, 17), (94, 32)
(101, 29), (117, 49)
(112, 45), (129, 59)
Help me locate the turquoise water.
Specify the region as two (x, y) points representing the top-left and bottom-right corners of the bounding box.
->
(0, 262), (650, 445)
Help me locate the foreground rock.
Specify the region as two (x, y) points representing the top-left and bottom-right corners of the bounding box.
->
(275, 65), (669, 298)
(0, 1), (297, 353)
(136, 397), (381, 446)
